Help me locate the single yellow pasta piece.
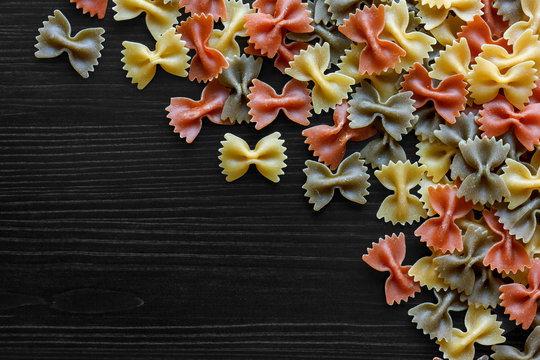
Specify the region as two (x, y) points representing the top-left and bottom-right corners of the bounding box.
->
(113, 0), (180, 40)
(417, 0), (483, 30)
(381, 0), (436, 73)
(337, 43), (365, 84)
(481, 30), (540, 72)
(416, 140), (456, 183)
(374, 160), (427, 225)
(208, 0), (253, 58)
(218, 132), (287, 183)
(429, 13), (465, 46)
(409, 252), (449, 291)
(286, 43), (355, 114)
(501, 159), (540, 210)
(429, 38), (472, 80)
(504, 0), (540, 44)
(121, 28), (190, 90)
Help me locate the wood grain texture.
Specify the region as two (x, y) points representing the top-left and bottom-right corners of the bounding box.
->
(0, 1), (532, 358)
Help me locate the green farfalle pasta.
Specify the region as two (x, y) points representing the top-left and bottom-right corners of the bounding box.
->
(302, 152), (370, 211)
(217, 54), (262, 124)
(450, 136), (511, 205)
(360, 133), (407, 169)
(494, 0), (524, 24)
(324, 0), (364, 25)
(495, 197), (540, 243)
(413, 106), (444, 142)
(492, 326), (540, 360)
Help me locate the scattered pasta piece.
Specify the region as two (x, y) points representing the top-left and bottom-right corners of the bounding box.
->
(218, 132), (287, 182)
(401, 63), (468, 124)
(362, 233), (421, 305)
(360, 133), (407, 170)
(409, 251), (450, 291)
(302, 152), (370, 211)
(35, 10), (105, 79)
(417, 0), (484, 30)
(179, 0), (227, 21)
(121, 28), (190, 90)
(325, 0), (363, 25)
(166, 80), (231, 143)
(113, 0), (180, 40)
(504, 0), (540, 44)
(415, 185), (474, 253)
(429, 38), (471, 80)
(248, 79), (312, 130)
(457, 15), (511, 59)
(245, 36), (309, 74)
(374, 161), (427, 225)
(208, 0), (253, 58)
(302, 101), (376, 170)
(416, 139), (456, 182)
(492, 326), (540, 360)
(70, 0), (108, 19)
(501, 159), (540, 209)
(495, 197), (540, 244)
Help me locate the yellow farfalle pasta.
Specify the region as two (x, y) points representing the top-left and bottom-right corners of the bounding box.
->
(481, 30), (540, 72)
(501, 159), (540, 209)
(374, 160), (428, 225)
(208, 0), (253, 58)
(113, 0), (180, 40)
(417, 0), (484, 30)
(429, 38), (472, 80)
(336, 43), (364, 84)
(218, 132), (287, 183)
(381, 0), (436, 73)
(437, 306), (505, 360)
(409, 252), (449, 291)
(121, 28), (190, 90)
(504, 0), (540, 44)
(285, 43), (355, 114)
(429, 13), (465, 46)
(416, 139), (456, 182)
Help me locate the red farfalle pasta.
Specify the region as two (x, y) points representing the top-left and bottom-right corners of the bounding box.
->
(245, 32), (308, 73)
(248, 79), (312, 130)
(244, 0), (313, 58)
(482, 209), (531, 274)
(252, 0), (276, 14)
(480, 0), (509, 38)
(302, 101), (376, 170)
(478, 95), (540, 151)
(457, 15), (511, 59)
(401, 63), (468, 124)
(70, 0), (108, 19)
(176, 14), (228, 83)
(500, 258), (540, 329)
(166, 80), (232, 143)
(338, 5), (405, 75)
(414, 185), (474, 253)
(362, 233), (421, 305)
(179, 0), (227, 21)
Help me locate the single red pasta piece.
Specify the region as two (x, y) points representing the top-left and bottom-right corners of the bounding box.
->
(480, 0), (509, 38)
(414, 185), (474, 253)
(362, 233), (421, 305)
(166, 80), (232, 143)
(176, 14), (228, 83)
(179, 0), (227, 21)
(70, 0), (108, 19)
(499, 258), (540, 329)
(302, 101), (377, 171)
(245, 32), (308, 73)
(401, 63), (468, 124)
(478, 94), (540, 151)
(338, 5), (405, 75)
(248, 79), (312, 130)
(244, 0), (313, 58)
(527, 79), (540, 104)
(482, 209), (531, 274)
(457, 15), (511, 59)
(252, 0), (275, 14)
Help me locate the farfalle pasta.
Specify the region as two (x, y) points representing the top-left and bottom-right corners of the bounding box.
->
(495, 197), (540, 244)
(70, 0), (108, 19)
(347, 81), (416, 141)
(121, 28), (190, 90)
(325, 0), (363, 25)
(166, 80), (231, 143)
(362, 233), (421, 305)
(494, 0), (523, 25)
(504, 0), (540, 44)
(218, 132), (287, 182)
(248, 79), (312, 130)
(245, 35), (308, 74)
(499, 258), (540, 330)
(414, 106), (445, 142)
(480, 0), (508, 38)
(416, 0), (484, 30)
(285, 43), (355, 113)
(436, 305), (505, 360)
(113, 0), (180, 40)
(34, 10), (105, 79)
(338, 5), (405, 75)
(415, 185), (474, 253)
(416, 139), (456, 182)
(302, 152), (370, 211)
(302, 101), (376, 170)
(457, 15), (511, 59)
(176, 14), (229, 82)
(360, 133), (408, 170)
(401, 63), (468, 124)
(429, 38), (471, 80)
(492, 326), (540, 360)
(501, 159), (540, 209)
(217, 54), (262, 124)
(374, 161), (427, 225)
(409, 251), (450, 291)
(208, 0), (253, 58)
(179, 0), (227, 21)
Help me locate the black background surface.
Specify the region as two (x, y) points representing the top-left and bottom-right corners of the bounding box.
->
(0, 1), (532, 358)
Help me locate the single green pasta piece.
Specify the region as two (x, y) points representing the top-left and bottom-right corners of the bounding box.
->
(347, 81), (416, 141)
(408, 289), (467, 341)
(494, 0), (523, 24)
(413, 106), (444, 142)
(360, 133), (407, 170)
(492, 326), (540, 360)
(495, 198), (540, 243)
(374, 160), (427, 225)
(34, 10), (105, 79)
(306, 0), (333, 25)
(450, 136), (511, 205)
(302, 152), (370, 211)
(324, 0), (363, 25)
(217, 54), (263, 124)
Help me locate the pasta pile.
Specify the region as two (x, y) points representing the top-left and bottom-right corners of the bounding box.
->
(33, 0), (540, 358)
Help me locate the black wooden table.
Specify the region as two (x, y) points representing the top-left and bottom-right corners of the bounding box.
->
(0, 1), (531, 358)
